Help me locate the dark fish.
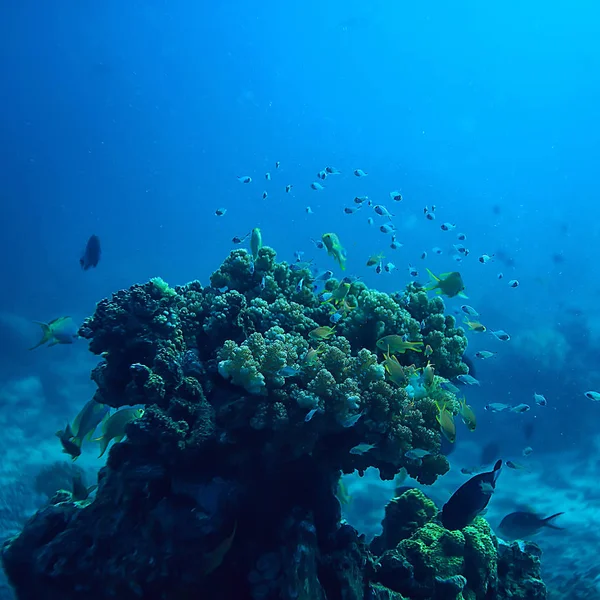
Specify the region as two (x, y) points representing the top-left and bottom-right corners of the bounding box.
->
(56, 423), (81, 460)
(441, 459), (502, 530)
(80, 235), (101, 270)
(498, 511), (564, 539)
(72, 473), (98, 501)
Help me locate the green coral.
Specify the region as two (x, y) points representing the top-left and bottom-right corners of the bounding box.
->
(149, 277), (177, 298)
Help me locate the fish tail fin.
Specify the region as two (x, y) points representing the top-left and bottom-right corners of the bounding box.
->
(29, 322), (51, 350)
(543, 512), (565, 529)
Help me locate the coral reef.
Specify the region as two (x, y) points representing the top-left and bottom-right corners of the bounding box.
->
(0, 247), (545, 599)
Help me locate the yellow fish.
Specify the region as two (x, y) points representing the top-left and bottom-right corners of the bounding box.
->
(463, 318), (486, 333)
(29, 316), (78, 350)
(382, 351), (406, 386)
(94, 407), (144, 458)
(336, 479), (352, 506)
(250, 228), (262, 260)
(459, 398), (477, 431)
(71, 399), (110, 447)
(322, 232), (347, 271)
(321, 282), (350, 308)
(425, 269), (467, 298)
(308, 325), (336, 341)
(436, 401), (456, 443)
(376, 335), (423, 354)
(366, 252), (385, 267)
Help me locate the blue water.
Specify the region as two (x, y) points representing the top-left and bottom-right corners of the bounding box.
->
(1, 1), (599, 596)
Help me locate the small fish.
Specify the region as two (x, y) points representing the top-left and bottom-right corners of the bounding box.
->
(279, 365), (301, 378)
(310, 238), (324, 250)
(275, 161), (281, 169)
(94, 407), (144, 458)
(305, 407), (322, 422)
(459, 398), (477, 431)
(259, 276), (266, 290)
(232, 232), (250, 244)
(70, 399), (111, 448)
(215, 208), (227, 216)
(585, 391), (600, 402)
(317, 169), (328, 180)
(56, 424), (81, 460)
(454, 244), (469, 255)
(389, 190), (403, 201)
(262, 191), (268, 200)
(453, 255), (463, 263)
(475, 351), (496, 359)
(353, 169), (368, 177)
(478, 254), (494, 264)
(379, 223), (397, 234)
(375, 262), (383, 274)
(436, 401), (456, 444)
(499, 511), (564, 539)
(461, 305), (479, 318)
(295, 278), (305, 293)
(325, 166), (341, 175)
(305, 206), (313, 214)
(426, 269), (467, 298)
(80, 235), (101, 270)
(250, 228), (263, 260)
(420, 252), (427, 260)
(367, 217), (374, 226)
(457, 233), (467, 241)
(286, 184), (293, 193)
(490, 329), (511, 341)
(533, 393), (547, 407)
(457, 374), (480, 386)
(441, 460), (502, 530)
(425, 211), (436, 221)
(461, 466), (485, 475)
(425, 344), (433, 358)
(71, 472), (97, 501)
(340, 411), (364, 428)
(485, 403), (511, 413)
(29, 316), (78, 350)
(432, 247), (443, 255)
(509, 279), (520, 288)
(463, 318), (486, 333)
(382, 352), (407, 387)
(373, 205), (395, 218)
(497, 272), (504, 279)
(505, 460), (529, 470)
(440, 380), (461, 395)
(384, 262), (396, 273)
(308, 325), (336, 341)
(440, 222), (456, 231)
(354, 195), (370, 204)
(265, 172), (271, 181)
(377, 335), (423, 354)
(237, 175), (252, 184)
(522, 446), (533, 457)
(390, 235), (402, 250)
(322, 232), (347, 270)
(329, 311), (343, 324)
(350, 443), (376, 455)
(303, 346), (324, 366)
(366, 252), (385, 267)
(405, 448), (431, 460)
(510, 404), (531, 413)
(409, 264), (418, 277)
(423, 362), (435, 387)
(344, 206), (361, 214)
(337, 479), (352, 505)
(310, 181), (324, 191)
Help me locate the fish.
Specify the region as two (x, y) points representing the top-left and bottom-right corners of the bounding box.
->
(250, 228), (262, 260)
(508, 279), (520, 288)
(56, 424), (82, 460)
(295, 278), (305, 293)
(215, 208), (227, 216)
(510, 404), (530, 413)
(322, 232), (347, 270)
(367, 217), (374, 226)
(456, 374), (480, 386)
(232, 232), (250, 244)
(366, 253), (385, 267)
(379, 223), (396, 234)
(522, 446), (533, 457)
(432, 247), (443, 255)
(375, 262), (383, 274)
(459, 398), (477, 431)
(425, 211), (435, 221)
(310, 238), (324, 250)
(344, 206), (361, 214)
(29, 316), (78, 350)
(376, 335), (423, 354)
(275, 161), (281, 169)
(71, 472), (97, 501)
(478, 254), (494, 264)
(262, 191), (268, 200)
(353, 169), (368, 177)
(317, 170), (327, 180)
(384, 262), (396, 273)
(436, 402), (456, 444)
(475, 351), (496, 359)
(94, 407), (144, 458)
(373, 205), (395, 218)
(308, 325), (336, 341)
(425, 269), (467, 298)
(454, 244), (469, 256)
(460, 466), (486, 475)
(265, 172), (271, 180)
(490, 330), (511, 341)
(461, 305), (480, 318)
(382, 351), (407, 386)
(279, 366), (301, 378)
(350, 443), (376, 455)
(236, 175), (252, 184)
(497, 272), (504, 279)
(325, 166), (341, 175)
(321, 281), (350, 307)
(423, 362), (435, 388)
(485, 403), (511, 413)
(409, 265), (418, 277)
(505, 460), (529, 470)
(80, 235), (101, 270)
(354, 196), (370, 204)
(389, 191), (403, 201)
(337, 479), (352, 505)
(286, 184), (293, 193)
(441, 459), (502, 530)
(314, 270), (333, 282)
(440, 222), (456, 231)
(310, 181), (324, 191)
(585, 391), (600, 401)
(457, 233), (467, 241)
(498, 511), (564, 539)
(425, 345), (433, 358)
(199, 521), (237, 577)
(305, 206), (313, 214)
(340, 411), (364, 428)
(533, 393), (547, 407)
(390, 235), (402, 250)
(463, 318), (486, 333)
(405, 448), (431, 460)
(304, 407), (322, 422)
(71, 399), (111, 447)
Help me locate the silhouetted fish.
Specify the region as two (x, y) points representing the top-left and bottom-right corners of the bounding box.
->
(441, 459), (502, 530)
(498, 511), (564, 539)
(80, 235), (101, 270)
